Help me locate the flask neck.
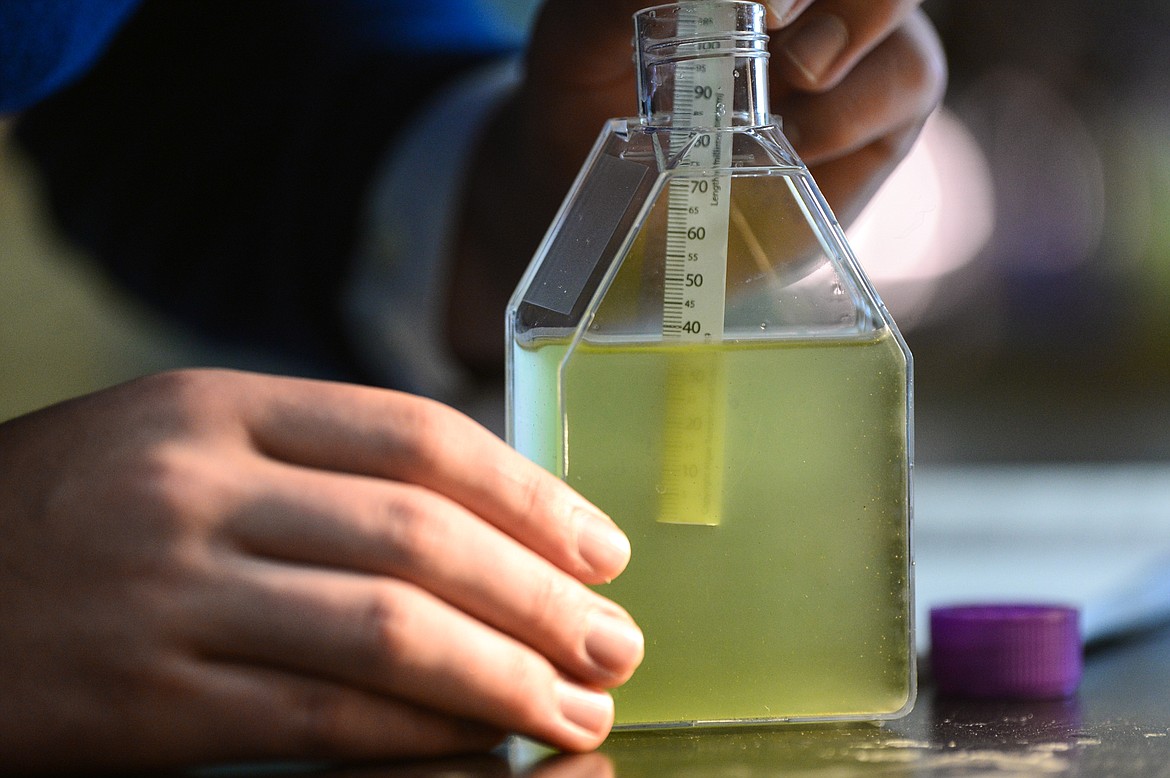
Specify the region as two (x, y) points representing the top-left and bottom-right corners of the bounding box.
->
(635, 1), (771, 129)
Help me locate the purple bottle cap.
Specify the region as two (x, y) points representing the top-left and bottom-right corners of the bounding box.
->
(930, 604), (1082, 700)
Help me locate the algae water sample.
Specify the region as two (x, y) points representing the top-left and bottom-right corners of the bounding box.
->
(513, 333), (911, 724)
(506, 0), (913, 728)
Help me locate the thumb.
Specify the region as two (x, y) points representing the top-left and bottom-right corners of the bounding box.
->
(513, 0), (646, 171)
(524, 0), (647, 91)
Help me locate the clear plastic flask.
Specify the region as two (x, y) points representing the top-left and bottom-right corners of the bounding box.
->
(506, 0), (914, 728)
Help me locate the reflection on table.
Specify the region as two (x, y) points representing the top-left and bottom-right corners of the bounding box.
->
(202, 620), (1170, 778)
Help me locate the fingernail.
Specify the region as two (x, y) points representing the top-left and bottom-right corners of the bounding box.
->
(556, 681), (614, 738)
(585, 610), (645, 678)
(764, 0), (797, 25)
(575, 508), (631, 580)
(782, 13), (849, 84)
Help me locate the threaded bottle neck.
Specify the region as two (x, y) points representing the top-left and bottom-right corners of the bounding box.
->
(635, 1), (771, 129)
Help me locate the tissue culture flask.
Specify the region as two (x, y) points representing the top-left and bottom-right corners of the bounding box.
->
(506, 1), (913, 727)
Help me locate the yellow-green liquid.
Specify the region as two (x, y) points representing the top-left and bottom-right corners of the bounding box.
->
(511, 331), (912, 726)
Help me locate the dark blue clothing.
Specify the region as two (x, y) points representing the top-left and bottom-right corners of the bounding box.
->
(7, 1), (525, 381)
(0, 0), (141, 113)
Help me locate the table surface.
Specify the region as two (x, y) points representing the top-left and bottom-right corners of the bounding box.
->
(203, 620), (1170, 778)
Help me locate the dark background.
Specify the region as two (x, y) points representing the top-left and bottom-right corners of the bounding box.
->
(3, 0), (1170, 466)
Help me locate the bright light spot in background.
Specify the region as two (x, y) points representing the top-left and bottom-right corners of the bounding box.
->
(847, 107), (996, 329)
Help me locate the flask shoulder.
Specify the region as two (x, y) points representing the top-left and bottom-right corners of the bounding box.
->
(639, 122), (805, 173)
(742, 122), (803, 168)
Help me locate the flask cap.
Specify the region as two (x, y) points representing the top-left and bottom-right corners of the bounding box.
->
(930, 604), (1082, 700)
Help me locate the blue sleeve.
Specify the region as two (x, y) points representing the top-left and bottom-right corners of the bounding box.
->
(0, 0), (141, 113)
(13, 0), (527, 381)
(317, 0), (527, 55)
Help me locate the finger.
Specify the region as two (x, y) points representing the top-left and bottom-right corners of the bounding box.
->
(762, 0), (817, 28)
(174, 658), (505, 764)
(809, 131), (923, 227)
(771, 0), (925, 91)
(199, 561), (617, 753)
(223, 460), (643, 687)
(242, 376), (631, 584)
(778, 10), (945, 165)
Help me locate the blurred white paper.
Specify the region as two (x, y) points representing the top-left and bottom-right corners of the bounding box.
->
(914, 463), (1170, 651)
